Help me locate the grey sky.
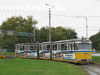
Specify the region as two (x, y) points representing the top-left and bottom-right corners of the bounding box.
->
(0, 0), (100, 38)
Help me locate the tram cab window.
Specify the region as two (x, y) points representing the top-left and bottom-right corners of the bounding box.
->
(47, 45), (50, 50)
(78, 43), (91, 50)
(30, 46), (33, 50)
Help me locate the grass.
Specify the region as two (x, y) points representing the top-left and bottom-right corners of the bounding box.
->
(92, 56), (100, 63)
(0, 58), (88, 75)
(95, 50), (100, 53)
(0, 52), (14, 55)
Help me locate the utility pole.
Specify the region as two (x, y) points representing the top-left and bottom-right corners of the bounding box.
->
(33, 24), (36, 42)
(84, 17), (88, 39)
(45, 4), (54, 60)
(49, 8), (51, 42)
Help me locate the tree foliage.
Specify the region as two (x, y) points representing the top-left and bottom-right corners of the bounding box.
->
(90, 32), (100, 50)
(36, 26), (77, 42)
(0, 16), (37, 52)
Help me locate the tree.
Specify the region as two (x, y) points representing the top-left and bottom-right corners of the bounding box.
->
(37, 26), (77, 42)
(38, 27), (49, 42)
(0, 16), (38, 52)
(0, 36), (18, 52)
(90, 32), (100, 50)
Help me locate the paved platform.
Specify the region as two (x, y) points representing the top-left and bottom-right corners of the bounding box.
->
(92, 53), (100, 56)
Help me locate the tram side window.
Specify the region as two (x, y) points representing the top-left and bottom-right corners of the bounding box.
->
(47, 45), (50, 50)
(30, 46), (33, 50)
(26, 46), (30, 51)
(52, 44), (57, 50)
(73, 44), (78, 50)
(55, 44), (57, 50)
(39, 45), (42, 50)
(20, 46), (24, 50)
(16, 45), (20, 50)
(43, 45), (46, 50)
(23, 46), (25, 50)
(58, 44), (61, 50)
(65, 45), (67, 50)
(68, 43), (73, 50)
(33, 45), (37, 50)
(61, 44), (65, 50)
(53, 45), (54, 50)
(71, 44), (73, 50)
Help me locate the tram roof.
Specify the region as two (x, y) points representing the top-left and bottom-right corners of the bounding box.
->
(54, 39), (91, 43)
(16, 39), (91, 45)
(16, 42), (40, 45)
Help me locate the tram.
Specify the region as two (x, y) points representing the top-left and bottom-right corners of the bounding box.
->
(15, 39), (92, 63)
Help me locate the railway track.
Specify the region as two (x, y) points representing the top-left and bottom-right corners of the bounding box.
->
(79, 64), (100, 75)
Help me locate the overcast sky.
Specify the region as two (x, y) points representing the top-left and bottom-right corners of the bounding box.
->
(0, 0), (100, 38)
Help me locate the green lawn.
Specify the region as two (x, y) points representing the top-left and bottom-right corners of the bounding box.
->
(95, 50), (100, 53)
(0, 58), (88, 75)
(0, 52), (14, 55)
(92, 56), (100, 63)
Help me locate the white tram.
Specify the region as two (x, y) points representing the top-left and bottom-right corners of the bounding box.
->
(15, 39), (92, 63)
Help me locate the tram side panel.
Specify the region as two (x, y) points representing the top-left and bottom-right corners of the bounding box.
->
(15, 44), (38, 58)
(52, 51), (75, 62)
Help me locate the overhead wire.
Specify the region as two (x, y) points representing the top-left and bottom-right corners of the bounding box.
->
(79, 0), (100, 15)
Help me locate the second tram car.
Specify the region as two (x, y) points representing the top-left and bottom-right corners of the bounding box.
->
(15, 39), (92, 63)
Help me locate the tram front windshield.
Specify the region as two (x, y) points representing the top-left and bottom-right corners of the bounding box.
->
(78, 43), (91, 50)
